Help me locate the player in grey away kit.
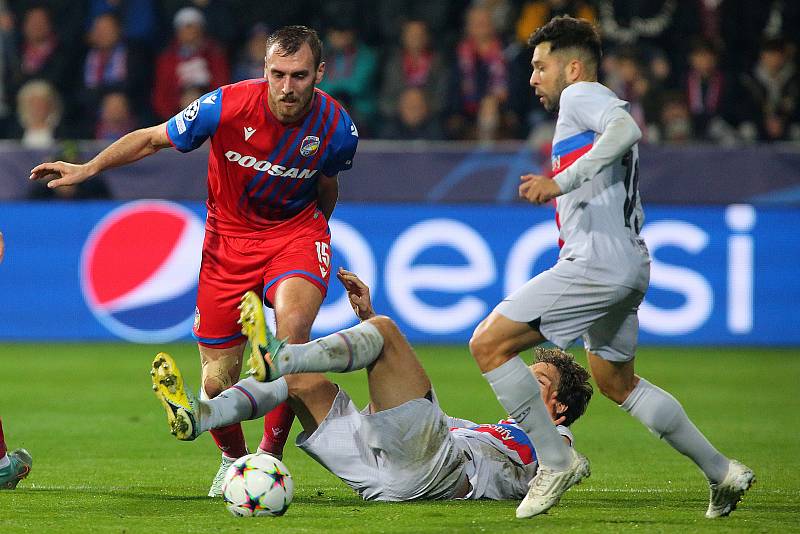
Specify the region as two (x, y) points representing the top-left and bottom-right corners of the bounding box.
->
(467, 16), (754, 519)
(151, 268), (594, 503)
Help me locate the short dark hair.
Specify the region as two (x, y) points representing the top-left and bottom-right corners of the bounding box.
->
(266, 25), (323, 68)
(534, 347), (593, 427)
(528, 16), (601, 71)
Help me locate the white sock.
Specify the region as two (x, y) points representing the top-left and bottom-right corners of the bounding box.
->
(621, 378), (730, 483)
(0, 454), (9, 469)
(484, 356), (573, 471)
(199, 377), (289, 433)
(276, 322), (384, 375)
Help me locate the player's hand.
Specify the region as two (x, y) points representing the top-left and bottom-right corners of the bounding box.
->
(519, 174), (562, 205)
(336, 267), (376, 321)
(29, 161), (93, 188)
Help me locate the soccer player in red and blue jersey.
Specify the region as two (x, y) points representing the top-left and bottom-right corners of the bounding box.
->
(30, 26), (358, 496)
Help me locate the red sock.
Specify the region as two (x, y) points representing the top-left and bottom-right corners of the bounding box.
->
(0, 418), (6, 458)
(259, 402), (294, 456)
(209, 423), (248, 459)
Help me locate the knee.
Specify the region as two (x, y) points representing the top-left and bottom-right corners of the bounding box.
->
(201, 358), (237, 398)
(365, 315), (400, 343)
(595, 376), (637, 405)
(469, 320), (503, 365)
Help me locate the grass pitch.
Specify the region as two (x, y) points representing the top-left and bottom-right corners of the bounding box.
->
(0, 343), (798, 533)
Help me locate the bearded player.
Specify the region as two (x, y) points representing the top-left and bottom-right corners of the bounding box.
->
(468, 16), (754, 518)
(30, 26), (359, 496)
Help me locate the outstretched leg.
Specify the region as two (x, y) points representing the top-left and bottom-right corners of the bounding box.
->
(588, 353), (754, 518)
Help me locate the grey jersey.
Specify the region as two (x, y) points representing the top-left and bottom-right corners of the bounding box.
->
(550, 82), (650, 291)
(449, 419), (573, 500)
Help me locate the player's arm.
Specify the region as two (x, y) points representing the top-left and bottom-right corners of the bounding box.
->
(29, 123), (171, 188)
(552, 107), (641, 195)
(317, 173), (339, 221)
(520, 107), (641, 205)
(0, 230), (4, 264)
(336, 267), (376, 321)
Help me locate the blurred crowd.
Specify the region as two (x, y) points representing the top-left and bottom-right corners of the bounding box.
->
(0, 0), (799, 151)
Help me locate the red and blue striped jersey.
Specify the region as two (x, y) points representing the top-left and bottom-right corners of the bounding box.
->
(166, 79), (358, 238)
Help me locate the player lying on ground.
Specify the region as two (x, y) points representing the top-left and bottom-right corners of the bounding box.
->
(0, 417), (32, 490)
(152, 268), (593, 502)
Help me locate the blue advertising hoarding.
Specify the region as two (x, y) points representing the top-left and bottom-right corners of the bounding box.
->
(0, 201), (797, 345)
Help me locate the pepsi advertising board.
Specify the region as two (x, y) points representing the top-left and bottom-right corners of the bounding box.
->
(0, 201), (798, 345)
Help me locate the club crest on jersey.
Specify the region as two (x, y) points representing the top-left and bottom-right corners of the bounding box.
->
(183, 99), (200, 121)
(300, 136), (320, 157)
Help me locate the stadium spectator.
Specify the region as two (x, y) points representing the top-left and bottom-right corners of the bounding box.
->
(317, 22), (378, 134)
(720, 0), (800, 78)
(27, 141), (112, 200)
(0, 418), (32, 489)
(735, 38), (800, 143)
(162, 0), (237, 48)
(232, 23), (269, 82)
(79, 13), (147, 132)
(651, 91), (694, 144)
(87, 0), (158, 49)
(9, 1), (88, 45)
(683, 38), (737, 143)
(378, 19), (447, 123)
(14, 6), (71, 94)
(447, 4), (512, 140)
(0, 1), (15, 138)
(380, 87), (444, 140)
(602, 48), (660, 141)
(374, 0), (457, 45)
(95, 91), (137, 142)
(151, 7), (229, 120)
(476, 0), (516, 38)
(13, 79), (63, 149)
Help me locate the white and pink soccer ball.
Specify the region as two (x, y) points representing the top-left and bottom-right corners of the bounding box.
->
(222, 453), (294, 517)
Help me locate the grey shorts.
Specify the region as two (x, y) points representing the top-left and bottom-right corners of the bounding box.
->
(495, 260), (645, 362)
(296, 388), (467, 501)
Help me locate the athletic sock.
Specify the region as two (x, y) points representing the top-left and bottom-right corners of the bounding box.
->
(621, 378), (730, 484)
(208, 425), (248, 459)
(276, 322), (384, 375)
(202, 384), (248, 458)
(259, 401), (294, 457)
(202, 377), (289, 434)
(484, 356), (573, 471)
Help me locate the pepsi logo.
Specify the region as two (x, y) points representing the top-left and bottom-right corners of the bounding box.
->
(80, 201), (204, 342)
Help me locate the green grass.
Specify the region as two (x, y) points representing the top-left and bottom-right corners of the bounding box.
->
(1, 344), (799, 533)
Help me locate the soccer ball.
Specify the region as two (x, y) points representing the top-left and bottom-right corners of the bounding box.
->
(222, 453), (294, 517)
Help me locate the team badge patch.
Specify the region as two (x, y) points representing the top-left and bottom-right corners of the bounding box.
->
(300, 136), (320, 157)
